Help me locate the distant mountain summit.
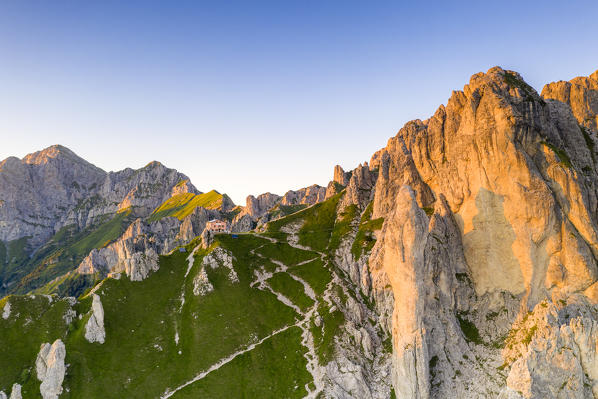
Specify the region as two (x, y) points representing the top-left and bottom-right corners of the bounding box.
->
(0, 145), (199, 295)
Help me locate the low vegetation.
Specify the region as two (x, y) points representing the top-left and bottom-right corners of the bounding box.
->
(457, 313), (482, 345)
(352, 202), (384, 259)
(328, 204), (357, 253)
(267, 272), (314, 312)
(541, 141), (572, 168)
(287, 258), (331, 297)
(311, 302), (344, 364)
(1, 209), (134, 297)
(148, 190), (227, 222)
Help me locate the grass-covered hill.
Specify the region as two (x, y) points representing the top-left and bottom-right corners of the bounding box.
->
(0, 193), (391, 398)
(147, 190), (234, 222)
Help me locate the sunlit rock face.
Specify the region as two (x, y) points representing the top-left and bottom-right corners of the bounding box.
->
(367, 67), (598, 398)
(542, 69), (598, 132)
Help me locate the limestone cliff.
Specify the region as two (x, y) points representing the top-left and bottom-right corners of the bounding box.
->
(366, 67), (598, 398)
(542, 69), (598, 132)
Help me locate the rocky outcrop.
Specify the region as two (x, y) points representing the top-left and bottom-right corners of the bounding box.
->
(77, 219), (162, 281)
(199, 228), (213, 249)
(36, 339), (66, 399)
(0, 145), (199, 295)
(8, 384), (21, 399)
(500, 298), (598, 398)
(193, 247), (237, 296)
(542, 69), (598, 132)
(76, 205), (220, 281)
(339, 162), (377, 211)
(0, 384), (21, 399)
(201, 247), (238, 283)
(0, 146), (197, 247)
(233, 184), (330, 229)
(0, 145), (106, 246)
(177, 206), (219, 242)
(365, 67), (598, 398)
(333, 165), (351, 186)
(84, 294), (105, 344)
(245, 193), (281, 218)
(230, 212), (254, 232)
(217, 194), (236, 213)
(281, 184), (326, 206)
(2, 301), (10, 319)
(193, 266), (214, 296)
(324, 180), (344, 200)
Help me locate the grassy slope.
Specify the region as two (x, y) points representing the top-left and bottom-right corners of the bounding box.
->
(351, 201), (384, 259)
(262, 194), (352, 364)
(267, 272), (314, 312)
(0, 193), (363, 397)
(265, 204), (308, 221)
(266, 192), (343, 252)
(175, 326), (309, 398)
(61, 235), (301, 398)
(256, 241), (317, 266)
(14, 209), (134, 295)
(0, 210), (134, 297)
(0, 237), (31, 291)
(0, 295), (72, 396)
(147, 190), (224, 222)
(288, 258), (331, 297)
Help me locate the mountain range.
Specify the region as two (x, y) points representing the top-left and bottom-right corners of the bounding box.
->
(1, 66), (598, 398)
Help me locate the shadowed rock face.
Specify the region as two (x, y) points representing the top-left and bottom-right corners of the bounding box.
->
(367, 66), (598, 398)
(0, 145), (106, 246)
(0, 145), (197, 247)
(245, 192), (282, 218)
(0, 145), (201, 294)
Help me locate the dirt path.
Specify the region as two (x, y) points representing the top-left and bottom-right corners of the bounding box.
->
(251, 233), (327, 398)
(160, 324), (297, 399)
(166, 233), (327, 398)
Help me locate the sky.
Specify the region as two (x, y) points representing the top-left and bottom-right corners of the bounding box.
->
(1, 1), (597, 204)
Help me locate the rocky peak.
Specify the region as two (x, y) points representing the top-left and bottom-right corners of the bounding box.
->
(333, 165), (351, 186)
(0, 145), (107, 244)
(366, 66), (598, 398)
(23, 144), (99, 168)
(246, 192), (282, 218)
(542, 68), (598, 132)
(97, 160), (198, 215)
(339, 162), (376, 210)
(281, 184), (326, 206)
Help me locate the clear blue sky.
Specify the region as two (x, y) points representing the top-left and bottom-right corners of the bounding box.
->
(1, 1), (597, 204)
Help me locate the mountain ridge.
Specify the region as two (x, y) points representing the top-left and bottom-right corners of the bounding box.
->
(1, 65), (598, 398)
